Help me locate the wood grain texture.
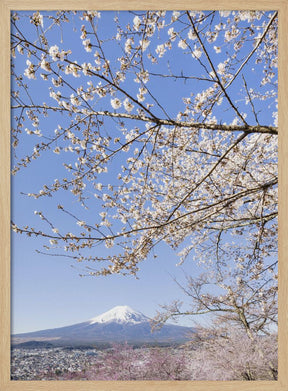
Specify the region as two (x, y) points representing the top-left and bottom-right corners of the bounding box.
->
(1, 1), (287, 390)
(278, 0), (288, 388)
(0, 0), (12, 389)
(1, 0), (286, 10)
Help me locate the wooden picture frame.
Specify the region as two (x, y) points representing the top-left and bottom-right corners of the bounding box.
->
(1, 1), (287, 390)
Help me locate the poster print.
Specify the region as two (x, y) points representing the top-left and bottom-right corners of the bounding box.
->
(3, 5), (284, 389)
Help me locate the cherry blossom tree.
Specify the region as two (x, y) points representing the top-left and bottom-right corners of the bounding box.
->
(11, 10), (278, 356)
(39, 338), (277, 381)
(152, 268), (278, 378)
(187, 326), (277, 380)
(11, 10), (278, 273)
(46, 343), (191, 380)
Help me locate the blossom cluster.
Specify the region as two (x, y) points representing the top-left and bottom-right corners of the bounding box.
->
(11, 11), (278, 288)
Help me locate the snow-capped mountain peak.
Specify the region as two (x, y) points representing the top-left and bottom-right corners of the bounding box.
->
(13, 305), (195, 346)
(89, 305), (149, 325)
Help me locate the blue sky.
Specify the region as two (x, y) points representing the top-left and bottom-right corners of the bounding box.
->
(11, 11), (202, 333)
(11, 10), (277, 334)
(11, 232), (200, 333)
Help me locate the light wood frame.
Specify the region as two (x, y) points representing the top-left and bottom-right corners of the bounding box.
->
(1, 1), (287, 390)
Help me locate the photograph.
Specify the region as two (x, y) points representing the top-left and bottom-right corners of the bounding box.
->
(1, 3), (287, 390)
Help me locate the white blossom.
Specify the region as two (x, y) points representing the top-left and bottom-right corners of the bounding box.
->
(133, 15), (141, 31)
(192, 48), (202, 59)
(219, 11), (231, 18)
(111, 98), (122, 109)
(16, 44), (24, 54)
(224, 26), (240, 42)
(40, 58), (52, 72)
(77, 220), (85, 226)
(168, 27), (177, 41)
(125, 38), (134, 54)
(83, 39), (92, 52)
(156, 44), (166, 58)
(24, 60), (36, 79)
(139, 39), (150, 51)
(188, 29), (197, 40)
(31, 11), (43, 27)
(123, 98), (134, 112)
(172, 11), (181, 21)
(49, 45), (60, 61)
(135, 70), (149, 84)
(214, 46), (221, 53)
(70, 94), (81, 106)
(217, 62), (226, 74)
(178, 40), (188, 49)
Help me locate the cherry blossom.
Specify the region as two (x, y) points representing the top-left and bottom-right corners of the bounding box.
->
(11, 11), (278, 351)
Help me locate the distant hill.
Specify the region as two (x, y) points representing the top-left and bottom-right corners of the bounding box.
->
(13, 340), (56, 349)
(12, 305), (195, 347)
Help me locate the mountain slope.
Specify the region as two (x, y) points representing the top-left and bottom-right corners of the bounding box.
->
(12, 305), (195, 346)
(89, 305), (149, 325)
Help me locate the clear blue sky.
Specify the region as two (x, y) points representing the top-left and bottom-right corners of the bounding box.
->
(11, 10), (277, 334)
(12, 232), (201, 333)
(11, 10), (200, 333)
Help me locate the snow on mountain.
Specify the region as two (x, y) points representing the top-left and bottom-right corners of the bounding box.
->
(89, 305), (149, 325)
(12, 305), (196, 346)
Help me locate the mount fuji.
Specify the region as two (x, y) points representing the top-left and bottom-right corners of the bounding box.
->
(12, 306), (195, 347)
(89, 305), (149, 325)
